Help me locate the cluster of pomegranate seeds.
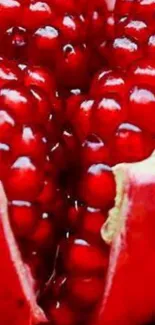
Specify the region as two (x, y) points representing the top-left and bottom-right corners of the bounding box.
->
(0, 0), (111, 92)
(0, 56), (67, 293)
(1, 0), (155, 324)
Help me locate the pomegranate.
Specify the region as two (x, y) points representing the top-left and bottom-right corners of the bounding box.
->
(0, 0), (155, 325)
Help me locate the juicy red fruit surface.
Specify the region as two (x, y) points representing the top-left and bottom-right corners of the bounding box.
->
(1, 0), (155, 325)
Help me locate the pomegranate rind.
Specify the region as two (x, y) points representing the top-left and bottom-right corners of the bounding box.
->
(97, 154), (155, 325)
(0, 182), (47, 325)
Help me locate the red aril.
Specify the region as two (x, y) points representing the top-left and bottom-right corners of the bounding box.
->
(9, 200), (39, 238)
(11, 126), (48, 164)
(62, 237), (108, 274)
(4, 156), (44, 201)
(0, 86), (37, 124)
(79, 164), (116, 209)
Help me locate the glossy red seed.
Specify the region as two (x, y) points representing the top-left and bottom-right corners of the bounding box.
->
(0, 86), (37, 124)
(24, 66), (56, 96)
(90, 68), (126, 98)
(11, 126), (47, 163)
(111, 37), (142, 69)
(80, 207), (107, 242)
(79, 164), (116, 209)
(55, 44), (89, 88)
(22, 1), (54, 30)
(56, 15), (86, 43)
(116, 18), (149, 44)
(129, 86), (155, 133)
(110, 123), (154, 164)
(0, 0), (21, 28)
(9, 201), (39, 238)
(93, 96), (127, 140)
(30, 26), (60, 65)
(128, 59), (155, 88)
(81, 134), (110, 167)
(63, 238), (108, 274)
(4, 156), (44, 201)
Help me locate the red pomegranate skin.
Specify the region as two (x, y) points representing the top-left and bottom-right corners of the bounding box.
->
(94, 155), (155, 325)
(0, 184), (47, 325)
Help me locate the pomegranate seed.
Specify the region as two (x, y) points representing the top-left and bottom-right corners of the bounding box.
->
(128, 59), (155, 88)
(0, 86), (37, 124)
(24, 66), (56, 96)
(93, 96), (127, 140)
(81, 134), (110, 167)
(9, 201), (39, 238)
(90, 68), (126, 98)
(56, 15), (86, 44)
(116, 18), (149, 44)
(111, 37), (142, 69)
(62, 238), (108, 274)
(80, 207), (107, 242)
(0, 0), (21, 28)
(22, 1), (54, 30)
(11, 126), (47, 164)
(55, 44), (89, 88)
(79, 164), (116, 209)
(129, 86), (155, 133)
(4, 156), (44, 201)
(30, 26), (60, 65)
(110, 123), (154, 164)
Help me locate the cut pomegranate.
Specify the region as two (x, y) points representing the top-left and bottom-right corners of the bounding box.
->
(1, 0), (155, 324)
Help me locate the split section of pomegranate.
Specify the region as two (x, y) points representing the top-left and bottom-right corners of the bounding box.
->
(1, 0), (155, 325)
